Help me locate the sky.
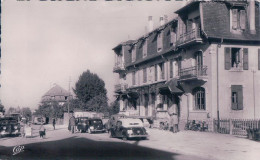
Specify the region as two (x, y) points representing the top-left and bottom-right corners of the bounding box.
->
(1, 0), (185, 110)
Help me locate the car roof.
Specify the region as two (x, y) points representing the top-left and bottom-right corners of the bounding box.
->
(118, 118), (144, 127)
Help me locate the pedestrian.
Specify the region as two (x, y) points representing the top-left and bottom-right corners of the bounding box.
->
(39, 123), (46, 138)
(52, 118), (56, 130)
(69, 116), (76, 134)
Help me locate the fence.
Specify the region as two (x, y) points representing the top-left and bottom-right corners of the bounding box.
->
(213, 119), (260, 136)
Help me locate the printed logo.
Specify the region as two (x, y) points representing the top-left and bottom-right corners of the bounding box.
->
(13, 145), (25, 155)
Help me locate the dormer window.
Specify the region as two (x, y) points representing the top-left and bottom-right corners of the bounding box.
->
(157, 32), (163, 52)
(142, 39), (147, 58)
(170, 27), (177, 46)
(231, 7), (246, 31)
(131, 45), (136, 62)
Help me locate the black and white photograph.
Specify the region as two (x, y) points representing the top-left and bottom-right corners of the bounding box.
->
(0, 0), (260, 159)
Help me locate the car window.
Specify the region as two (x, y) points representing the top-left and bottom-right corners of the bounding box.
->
(90, 120), (102, 125)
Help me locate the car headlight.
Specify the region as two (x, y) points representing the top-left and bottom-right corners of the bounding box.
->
(14, 126), (18, 129)
(90, 126), (94, 130)
(127, 130), (133, 134)
(3, 126), (6, 130)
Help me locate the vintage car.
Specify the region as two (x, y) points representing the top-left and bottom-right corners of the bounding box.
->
(109, 118), (149, 140)
(88, 118), (106, 134)
(76, 117), (89, 133)
(107, 114), (127, 132)
(0, 117), (21, 138)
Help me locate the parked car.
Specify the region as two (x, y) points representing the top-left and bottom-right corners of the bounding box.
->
(76, 117), (89, 133)
(109, 118), (149, 141)
(107, 114), (127, 132)
(33, 116), (46, 125)
(0, 117), (21, 138)
(88, 118), (106, 134)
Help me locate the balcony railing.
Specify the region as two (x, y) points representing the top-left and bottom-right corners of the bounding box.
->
(177, 27), (202, 47)
(179, 66), (207, 80)
(113, 62), (125, 72)
(114, 83), (128, 93)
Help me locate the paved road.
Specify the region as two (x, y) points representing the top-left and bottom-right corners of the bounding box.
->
(0, 125), (206, 160)
(1, 124), (260, 160)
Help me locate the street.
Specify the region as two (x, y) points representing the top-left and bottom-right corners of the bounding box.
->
(0, 124), (260, 160)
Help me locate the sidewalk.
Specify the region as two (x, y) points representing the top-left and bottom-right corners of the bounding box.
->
(139, 128), (260, 160)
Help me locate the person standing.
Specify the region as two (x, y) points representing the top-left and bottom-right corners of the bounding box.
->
(69, 116), (76, 134)
(52, 118), (56, 130)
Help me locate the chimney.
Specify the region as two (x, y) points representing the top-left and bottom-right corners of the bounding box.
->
(159, 16), (164, 26)
(249, 0), (256, 34)
(148, 16), (153, 32)
(164, 15), (168, 24)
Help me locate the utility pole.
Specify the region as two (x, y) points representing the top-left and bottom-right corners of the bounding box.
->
(68, 77), (71, 117)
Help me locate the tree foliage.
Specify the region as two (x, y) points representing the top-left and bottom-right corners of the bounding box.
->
(20, 107), (32, 119)
(0, 103), (5, 113)
(108, 100), (120, 116)
(73, 70), (108, 111)
(35, 101), (64, 119)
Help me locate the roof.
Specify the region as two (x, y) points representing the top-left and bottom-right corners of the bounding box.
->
(43, 84), (70, 97)
(119, 118), (144, 128)
(112, 18), (177, 50)
(201, 1), (260, 42)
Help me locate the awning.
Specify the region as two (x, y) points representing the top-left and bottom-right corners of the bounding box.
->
(127, 91), (139, 99)
(159, 79), (184, 95)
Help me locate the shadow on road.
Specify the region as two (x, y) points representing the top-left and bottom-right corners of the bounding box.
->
(0, 136), (179, 160)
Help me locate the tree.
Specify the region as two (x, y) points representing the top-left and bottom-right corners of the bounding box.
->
(73, 70), (108, 111)
(35, 101), (64, 119)
(0, 104), (5, 115)
(108, 100), (120, 116)
(20, 107), (32, 120)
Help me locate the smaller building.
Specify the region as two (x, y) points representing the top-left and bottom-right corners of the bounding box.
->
(41, 84), (72, 105)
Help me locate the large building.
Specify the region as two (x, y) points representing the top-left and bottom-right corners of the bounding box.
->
(113, 0), (260, 130)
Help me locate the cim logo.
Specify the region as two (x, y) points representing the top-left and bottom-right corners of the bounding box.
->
(13, 145), (25, 155)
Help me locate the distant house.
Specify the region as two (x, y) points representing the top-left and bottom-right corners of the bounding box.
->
(41, 84), (73, 105)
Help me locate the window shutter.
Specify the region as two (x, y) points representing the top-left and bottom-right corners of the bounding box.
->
(132, 72), (135, 85)
(143, 68), (147, 83)
(258, 49), (260, 70)
(143, 40), (147, 57)
(155, 65), (158, 81)
(170, 60), (173, 78)
(157, 32), (163, 51)
(237, 85), (243, 110)
(225, 47), (231, 70)
(243, 48), (248, 70)
(240, 10), (246, 30)
(161, 63), (165, 79)
(232, 9), (238, 29)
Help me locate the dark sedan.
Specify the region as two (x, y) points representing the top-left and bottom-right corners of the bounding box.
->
(76, 117), (89, 133)
(88, 118), (106, 134)
(0, 117), (21, 138)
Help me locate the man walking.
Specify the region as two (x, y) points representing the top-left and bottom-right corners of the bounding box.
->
(52, 118), (56, 130)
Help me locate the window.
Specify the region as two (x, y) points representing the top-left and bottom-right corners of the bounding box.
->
(143, 39), (147, 58)
(175, 57), (182, 76)
(231, 8), (246, 31)
(143, 68), (147, 83)
(224, 47), (248, 70)
(193, 87), (206, 110)
(159, 63), (165, 80)
(157, 32), (163, 52)
(231, 85), (243, 110)
(170, 27), (176, 46)
(155, 65), (158, 81)
(131, 45), (136, 62)
(170, 59), (173, 78)
(132, 71), (136, 85)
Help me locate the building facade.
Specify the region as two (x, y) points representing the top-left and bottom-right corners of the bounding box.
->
(113, 0), (260, 130)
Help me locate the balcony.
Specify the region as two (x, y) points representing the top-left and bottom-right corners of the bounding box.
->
(113, 63), (125, 73)
(176, 27), (203, 47)
(179, 66), (207, 81)
(114, 83), (128, 93)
